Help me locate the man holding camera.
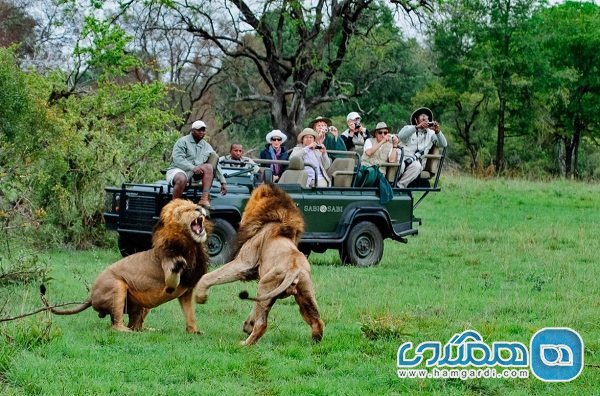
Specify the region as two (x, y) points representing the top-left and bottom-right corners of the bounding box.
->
(309, 116), (346, 158)
(394, 107), (447, 188)
(362, 122), (398, 173)
(341, 111), (369, 154)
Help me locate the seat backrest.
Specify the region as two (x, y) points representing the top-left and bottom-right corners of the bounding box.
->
(386, 164), (400, 184)
(278, 156), (308, 185)
(326, 158), (355, 187)
(420, 145), (441, 179)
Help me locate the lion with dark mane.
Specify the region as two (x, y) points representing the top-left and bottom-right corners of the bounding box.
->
(41, 199), (211, 333)
(194, 183), (323, 345)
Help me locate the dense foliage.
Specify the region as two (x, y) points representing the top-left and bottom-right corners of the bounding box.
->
(0, 48), (179, 247)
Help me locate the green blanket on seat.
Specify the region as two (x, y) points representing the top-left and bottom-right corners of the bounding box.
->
(355, 165), (393, 204)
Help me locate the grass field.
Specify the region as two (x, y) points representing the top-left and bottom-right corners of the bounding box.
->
(1, 176), (599, 395)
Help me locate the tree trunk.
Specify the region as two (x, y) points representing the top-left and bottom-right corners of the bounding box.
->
(565, 121), (583, 179)
(495, 96), (506, 173)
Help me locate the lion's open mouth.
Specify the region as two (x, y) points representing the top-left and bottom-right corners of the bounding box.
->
(191, 217), (204, 236)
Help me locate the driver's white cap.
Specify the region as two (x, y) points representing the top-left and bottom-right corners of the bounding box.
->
(191, 120), (207, 130)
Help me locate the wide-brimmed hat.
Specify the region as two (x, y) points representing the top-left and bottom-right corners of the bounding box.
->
(308, 116), (332, 129)
(346, 111), (361, 121)
(410, 107), (433, 125)
(265, 129), (287, 143)
(191, 120), (207, 130)
(297, 128), (318, 142)
(373, 122), (390, 133)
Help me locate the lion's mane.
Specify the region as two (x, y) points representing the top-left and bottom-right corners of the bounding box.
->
(152, 199), (212, 288)
(234, 184), (304, 256)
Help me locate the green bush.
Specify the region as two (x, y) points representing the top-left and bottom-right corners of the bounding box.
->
(0, 48), (180, 248)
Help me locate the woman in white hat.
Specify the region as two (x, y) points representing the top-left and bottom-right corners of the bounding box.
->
(259, 129), (289, 182)
(290, 128), (332, 187)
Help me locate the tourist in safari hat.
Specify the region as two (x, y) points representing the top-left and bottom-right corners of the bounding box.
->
(308, 115), (346, 158)
(395, 107), (447, 188)
(290, 128), (331, 187)
(361, 122), (398, 175)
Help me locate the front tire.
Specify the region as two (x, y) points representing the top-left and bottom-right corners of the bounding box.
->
(208, 218), (237, 265)
(299, 244), (312, 258)
(340, 221), (383, 267)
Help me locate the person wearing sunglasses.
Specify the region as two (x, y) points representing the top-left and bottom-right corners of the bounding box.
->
(395, 107), (447, 188)
(361, 122), (398, 174)
(259, 129), (289, 182)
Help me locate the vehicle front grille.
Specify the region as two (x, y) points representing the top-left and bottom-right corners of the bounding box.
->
(120, 194), (158, 231)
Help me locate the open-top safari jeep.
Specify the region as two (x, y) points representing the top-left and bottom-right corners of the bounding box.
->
(103, 146), (447, 267)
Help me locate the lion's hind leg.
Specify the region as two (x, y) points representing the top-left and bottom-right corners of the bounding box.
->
(127, 306), (149, 331)
(109, 280), (132, 332)
(241, 300), (274, 346)
(294, 271), (324, 342)
(242, 305), (257, 335)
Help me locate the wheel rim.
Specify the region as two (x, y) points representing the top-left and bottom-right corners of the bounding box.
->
(355, 233), (374, 259)
(208, 233), (223, 256)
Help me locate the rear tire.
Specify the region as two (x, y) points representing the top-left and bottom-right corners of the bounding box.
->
(208, 218), (237, 265)
(340, 221), (383, 267)
(118, 233), (152, 257)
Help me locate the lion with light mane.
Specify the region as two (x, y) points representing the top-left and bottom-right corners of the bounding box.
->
(194, 183), (324, 345)
(41, 199), (211, 333)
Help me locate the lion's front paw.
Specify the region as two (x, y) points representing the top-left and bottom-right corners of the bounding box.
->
(186, 326), (203, 335)
(195, 293), (208, 304)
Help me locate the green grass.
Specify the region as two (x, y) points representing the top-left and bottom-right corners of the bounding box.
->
(1, 176), (599, 395)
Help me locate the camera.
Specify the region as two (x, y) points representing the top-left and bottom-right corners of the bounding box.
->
(404, 150), (424, 166)
(315, 144), (324, 149)
(354, 122), (361, 130)
(427, 121), (435, 127)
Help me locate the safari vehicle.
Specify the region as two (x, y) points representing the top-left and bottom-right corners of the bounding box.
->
(103, 147), (446, 267)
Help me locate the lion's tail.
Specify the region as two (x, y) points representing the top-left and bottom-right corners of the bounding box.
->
(239, 268), (302, 302)
(39, 284), (92, 315)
